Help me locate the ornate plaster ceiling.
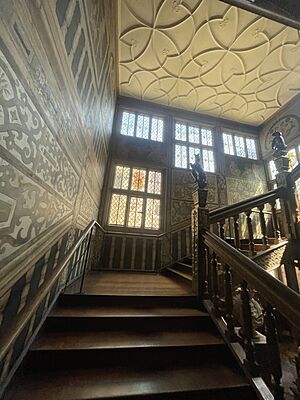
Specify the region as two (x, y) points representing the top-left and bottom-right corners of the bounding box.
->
(118, 0), (300, 126)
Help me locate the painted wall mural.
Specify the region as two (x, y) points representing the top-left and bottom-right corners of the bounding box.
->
(0, 0), (117, 393)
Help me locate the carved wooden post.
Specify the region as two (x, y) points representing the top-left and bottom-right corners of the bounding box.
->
(211, 252), (220, 316)
(224, 264), (236, 341)
(240, 280), (260, 376)
(263, 303), (284, 399)
(258, 205), (269, 249)
(245, 209), (256, 256)
(218, 220), (225, 240)
(270, 201), (281, 244)
(233, 215), (240, 250)
(294, 336), (300, 399)
(192, 184), (209, 302)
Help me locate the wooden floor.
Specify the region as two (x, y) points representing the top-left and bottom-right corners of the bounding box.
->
(68, 271), (192, 296)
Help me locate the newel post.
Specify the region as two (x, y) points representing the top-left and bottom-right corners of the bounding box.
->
(191, 155), (209, 301)
(272, 131), (298, 239)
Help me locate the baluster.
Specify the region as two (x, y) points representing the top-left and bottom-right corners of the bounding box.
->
(295, 338), (300, 399)
(233, 215), (240, 250)
(211, 252), (220, 316)
(245, 210), (256, 256)
(224, 264), (236, 341)
(218, 220), (225, 240)
(270, 201), (281, 243)
(258, 205), (269, 249)
(264, 303), (284, 399)
(240, 280), (260, 376)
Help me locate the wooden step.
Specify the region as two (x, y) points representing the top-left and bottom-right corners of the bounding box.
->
(173, 262), (193, 275)
(164, 268), (192, 283)
(7, 350), (255, 400)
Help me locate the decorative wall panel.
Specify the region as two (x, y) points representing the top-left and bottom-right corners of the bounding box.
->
(119, 0), (300, 125)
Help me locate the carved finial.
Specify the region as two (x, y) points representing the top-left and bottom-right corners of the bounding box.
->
(190, 154), (207, 189)
(271, 131), (287, 158)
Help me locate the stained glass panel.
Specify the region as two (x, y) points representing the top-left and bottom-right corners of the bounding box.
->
(175, 144), (187, 168)
(201, 128), (213, 146)
(223, 133), (234, 155)
(147, 171), (162, 194)
(245, 138), (257, 160)
(287, 148), (298, 171)
(108, 194), (127, 225)
(151, 117), (163, 142)
(188, 126), (200, 144)
(175, 123), (187, 141)
(131, 168), (146, 192)
(136, 114), (150, 139)
(113, 165), (130, 190)
(145, 198), (160, 230)
(121, 111), (135, 136)
(234, 136), (246, 157)
(202, 149), (215, 172)
(269, 160), (277, 180)
(127, 197), (143, 228)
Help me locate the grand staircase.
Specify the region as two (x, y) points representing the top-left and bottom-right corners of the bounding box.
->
(4, 276), (257, 400)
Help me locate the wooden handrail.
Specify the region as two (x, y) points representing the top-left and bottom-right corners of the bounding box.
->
(289, 163), (300, 184)
(203, 231), (300, 329)
(0, 220), (100, 362)
(209, 188), (281, 223)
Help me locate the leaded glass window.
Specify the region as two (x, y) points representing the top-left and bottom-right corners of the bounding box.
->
(175, 144), (188, 168)
(223, 132), (258, 160)
(223, 133), (235, 155)
(246, 138), (257, 160)
(136, 115), (150, 139)
(175, 123), (187, 141)
(120, 110), (164, 142)
(151, 117), (163, 142)
(234, 136), (246, 157)
(145, 198), (160, 230)
(121, 111), (135, 136)
(108, 194), (127, 225)
(287, 148), (298, 170)
(108, 165), (162, 230)
(174, 121), (215, 172)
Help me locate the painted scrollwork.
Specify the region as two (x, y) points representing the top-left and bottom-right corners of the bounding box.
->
(0, 50), (79, 204)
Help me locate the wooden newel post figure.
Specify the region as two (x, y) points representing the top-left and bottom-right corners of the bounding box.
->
(191, 154), (209, 300)
(272, 131), (298, 239)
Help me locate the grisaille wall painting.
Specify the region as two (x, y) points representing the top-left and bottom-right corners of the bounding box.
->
(0, 0), (117, 390)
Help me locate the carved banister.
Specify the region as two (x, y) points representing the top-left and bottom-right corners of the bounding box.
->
(210, 188), (280, 223)
(203, 231), (300, 330)
(258, 205), (268, 249)
(245, 209), (256, 256)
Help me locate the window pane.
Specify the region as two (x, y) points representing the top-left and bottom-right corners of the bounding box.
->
(113, 166), (130, 190)
(287, 148), (298, 171)
(189, 146), (200, 169)
(175, 123), (187, 141)
(136, 114), (150, 139)
(127, 197), (143, 228)
(234, 136), (246, 157)
(151, 117), (163, 142)
(108, 194), (127, 225)
(147, 171), (162, 194)
(246, 138), (257, 160)
(188, 126), (200, 144)
(131, 168), (146, 191)
(223, 133), (234, 155)
(202, 149), (215, 172)
(121, 111), (135, 136)
(175, 144), (187, 168)
(145, 198), (160, 230)
(201, 128), (213, 146)
(269, 160), (277, 180)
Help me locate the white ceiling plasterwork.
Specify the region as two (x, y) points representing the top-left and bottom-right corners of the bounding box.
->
(118, 0), (300, 126)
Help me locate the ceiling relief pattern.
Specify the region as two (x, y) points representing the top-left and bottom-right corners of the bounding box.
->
(118, 0), (300, 125)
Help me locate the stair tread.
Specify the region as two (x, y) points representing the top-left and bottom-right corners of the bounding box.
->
(9, 360), (250, 400)
(167, 268), (192, 281)
(50, 306), (206, 318)
(175, 262), (192, 268)
(32, 329), (223, 351)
